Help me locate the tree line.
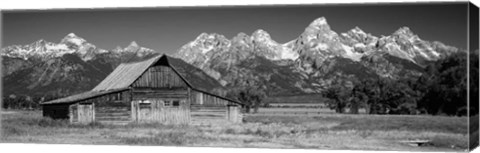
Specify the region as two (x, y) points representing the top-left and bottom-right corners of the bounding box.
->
(323, 52), (478, 116)
(2, 95), (61, 110)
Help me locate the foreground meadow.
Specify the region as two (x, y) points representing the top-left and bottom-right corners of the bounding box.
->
(0, 110), (469, 151)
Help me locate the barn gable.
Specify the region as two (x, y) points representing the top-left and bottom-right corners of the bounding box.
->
(92, 55), (227, 93)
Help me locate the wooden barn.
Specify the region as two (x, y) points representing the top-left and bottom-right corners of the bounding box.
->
(41, 54), (244, 125)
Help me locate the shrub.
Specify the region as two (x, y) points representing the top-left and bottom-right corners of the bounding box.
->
(120, 131), (188, 145)
(272, 130), (289, 138)
(224, 128), (236, 134)
(243, 129), (255, 135)
(357, 130), (373, 139)
(37, 118), (69, 127)
(254, 129), (272, 138)
(1, 125), (27, 136)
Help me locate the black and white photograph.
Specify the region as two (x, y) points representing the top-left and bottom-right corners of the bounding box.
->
(1, 1), (479, 152)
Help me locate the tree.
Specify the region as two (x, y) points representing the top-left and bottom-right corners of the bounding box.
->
(417, 52), (469, 116)
(226, 84), (267, 114)
(469, 50), (479, 116)
(349, 81), (368, 114)
(354, 78), (384, 114)
(322, 84), (351, 113)
(351, 77), (419, 115)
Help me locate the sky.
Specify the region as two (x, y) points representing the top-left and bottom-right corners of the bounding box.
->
(1, 2), (470, 55)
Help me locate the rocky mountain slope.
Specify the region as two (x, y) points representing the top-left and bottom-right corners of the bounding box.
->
(175, 17), (459, 95)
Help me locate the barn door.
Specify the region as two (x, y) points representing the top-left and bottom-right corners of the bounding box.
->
(69, 103), (94, 124)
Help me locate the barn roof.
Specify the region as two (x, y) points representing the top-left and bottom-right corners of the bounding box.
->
(41, 88), (128, 104)
(92, 55), (224, 92)
(91, 56), (159, 91)
(42, 54), (242, 105)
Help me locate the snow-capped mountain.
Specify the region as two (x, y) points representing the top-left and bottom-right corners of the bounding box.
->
(2, 33), (159, 97)
(251, 29), (298, 60)
(376, 27), (458, 65)
(175, 17), (459, 95)
(2, 33), (156, 62)
(177, 17), (457, 66)
(3, 33), (106, 61)
(114, 41), (156, 57)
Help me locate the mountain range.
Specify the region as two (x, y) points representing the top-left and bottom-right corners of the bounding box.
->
(1, 17), (460, 98)
(174, 17), (459, 95)
(2, 33), (159, 97)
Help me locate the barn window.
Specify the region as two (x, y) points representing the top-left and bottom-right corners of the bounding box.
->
(115, 93), (121, 100)
(139, 100), (150, 103)
(172, 100), (180, 107)
(197, 93), (203, 105)
(139, 100), (151, 109)
(164, 100), (171, 107)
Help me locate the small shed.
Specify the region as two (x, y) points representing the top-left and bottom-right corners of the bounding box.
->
(41, 54), (244, 125)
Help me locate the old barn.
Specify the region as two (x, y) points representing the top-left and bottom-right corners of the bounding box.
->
(41, 55), (244, 125)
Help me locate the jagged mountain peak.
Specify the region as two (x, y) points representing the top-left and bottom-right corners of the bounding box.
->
(34, 39), (47, 43)
(128, 41), (139, 47)
(393, 26), (415, 37)
(195, 32), (210, 40)
(60, 32), (87, 46)
(342, 26), (369, 40)
(62, 32), (83, 40)
(308, 17), (331, 30)
(32, 39), (49, 46)
(124, 41), (140, 52)
(121, 41), (156, 57)
(193, 33), (229, 45)
(301, 17), (339, 44)
(252, 29), (270, 37)
(179, 32), (231, 56)
(66, 32), (78, 37)
(231, 32), (252, 45)
(235, 32), (249, 38)
(350, 26), (366, 35)
(252, 29), (275, 43)
(194, 32), (227, 41)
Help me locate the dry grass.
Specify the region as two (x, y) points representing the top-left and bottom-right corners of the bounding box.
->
(0, 110), (470, 151)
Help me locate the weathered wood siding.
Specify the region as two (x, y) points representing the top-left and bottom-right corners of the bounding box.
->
(133, 89), (188, 99)
(43, 104), (70, 119)
(189, 91), (243, 124)
(131, 98), (190, 124)
(93, 91), (131, 122)
(190, 105), (227, 123)
(64, 90), (131, 123)
(132, 66), (187, 89)
(190, 90), (238, 106)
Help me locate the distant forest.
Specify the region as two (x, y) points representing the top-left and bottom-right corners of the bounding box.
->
(2, 52), (479, 116)
(321, 52), (479, 116)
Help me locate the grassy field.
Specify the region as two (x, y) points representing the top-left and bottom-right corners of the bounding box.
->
(257, 108), (368, 114)
(0, 110), (470, 151)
